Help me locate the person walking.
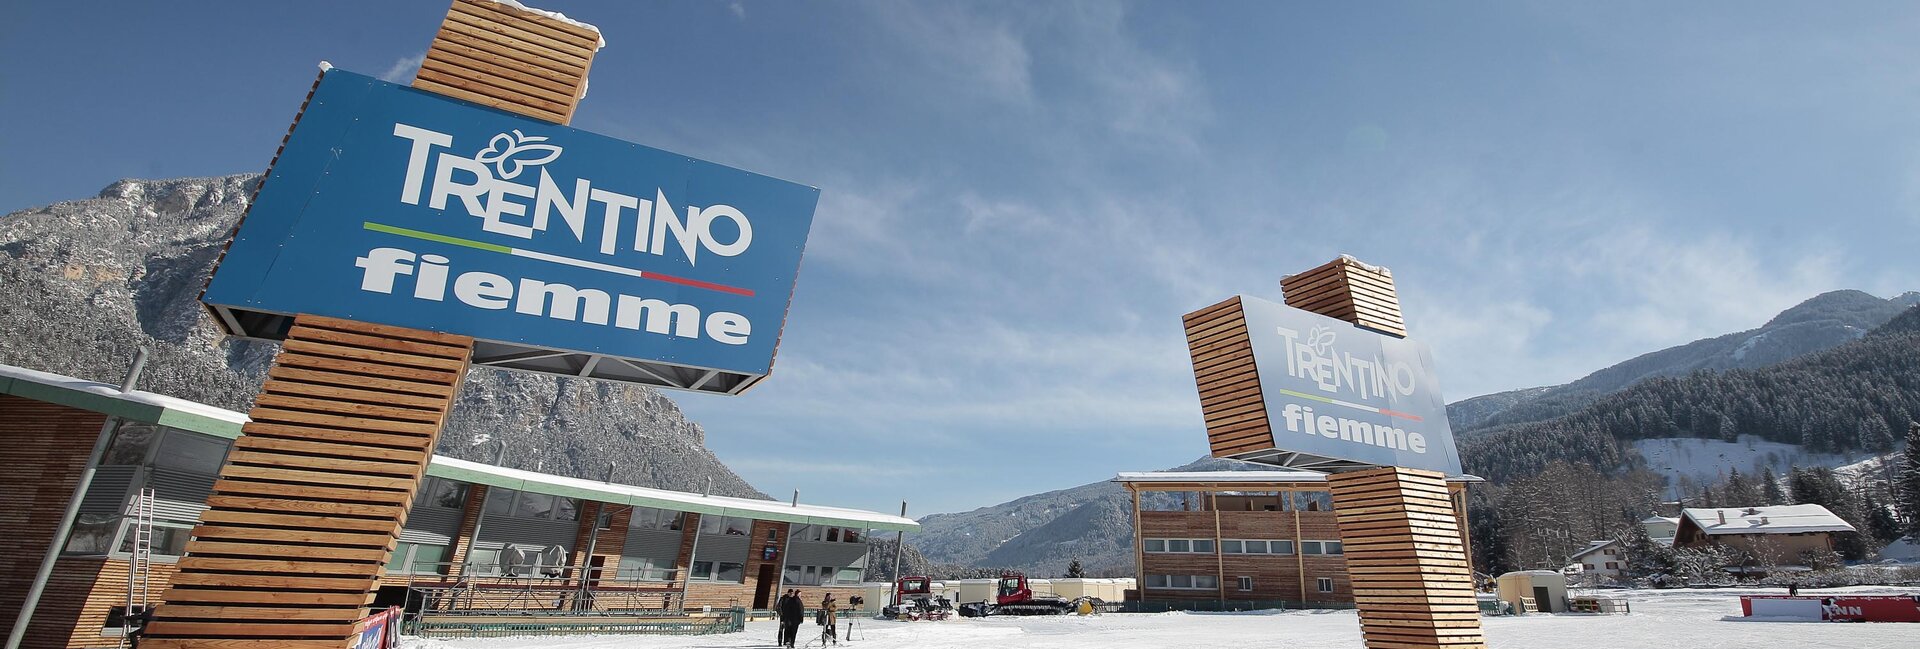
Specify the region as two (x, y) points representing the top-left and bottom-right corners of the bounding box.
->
(820, 592), (840, 646)
(778, 589), (804, 648)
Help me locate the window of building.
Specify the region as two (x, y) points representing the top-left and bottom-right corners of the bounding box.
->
(65, 425), (231, 561)
(699, 515), (752, 536)
(715, 561), (745, 583)
(843, 529), (861, 543)
(385, 542), (450, 575)
(1271, 540), (1295, 555)
(1144, 539), (1166, 553)
(629, 506), (686, 531)
(691, 560), (715, 580)
(1243, 540), (1267, 554)
(1146, 575), (1218, 590)
(151, 432), (226, 474)
(1237, 576), (1253, 591)
(1583, 563), (1595, 571)
(1167, 539), (1191, 553)
(415, 477), (468, 510)
(1605, 562), (1619, 570)
(483, 488), (579, 522)
(1301, 541), (1341, 556)
(1317, 578), (1334, 593)
(1222, 540), (1243, 554)
(838, 568), (863, 584)
(1293, 491), (1334, 512)
(1193, 539), (1214, 553)
(618, 556), (674, 581)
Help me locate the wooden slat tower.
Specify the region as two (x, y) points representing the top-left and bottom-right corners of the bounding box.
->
(1181, 297), (1272, 459)
(1279, 255), (1407, 337)
(1281, 257), (1483, 649)
(143, 3), (599, 647)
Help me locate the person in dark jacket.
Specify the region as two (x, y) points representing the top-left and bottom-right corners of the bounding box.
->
(777, 589), (805, 648)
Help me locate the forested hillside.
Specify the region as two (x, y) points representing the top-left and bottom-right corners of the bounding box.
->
(1462, 306), (1920, 574)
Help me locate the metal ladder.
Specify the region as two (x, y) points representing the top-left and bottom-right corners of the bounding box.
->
(121, 488), (155, 648)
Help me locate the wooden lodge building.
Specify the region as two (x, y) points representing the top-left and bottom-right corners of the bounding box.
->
(0, 364), (915, 649)
(1116, 471), (1478, 606)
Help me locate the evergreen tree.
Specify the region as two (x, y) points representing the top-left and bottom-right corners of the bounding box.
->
(1064, 559), (1084, 578)
(1722, 468), (1762, 506)
(1865, 495), (1903, 544)
(1758, 467), (1786, 505)
(1900, 422), (1920, 539)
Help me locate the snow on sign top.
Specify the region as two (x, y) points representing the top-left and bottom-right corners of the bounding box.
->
(1680, 504), (1856, 536)
(486, 0), (606, 48)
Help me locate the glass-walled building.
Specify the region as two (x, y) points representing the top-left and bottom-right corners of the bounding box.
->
(0, 364), (916, 649)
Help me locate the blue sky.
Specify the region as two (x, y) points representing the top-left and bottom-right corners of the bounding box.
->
(4, 1), (1917, 517)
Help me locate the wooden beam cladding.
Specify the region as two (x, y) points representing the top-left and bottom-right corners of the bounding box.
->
(1280, 256), (1407, 338)
(412, 0), (601, 125)
(143, 317), (473, 646)
(1183, 297), (1274, 458)
(153, 3), (593, 645)
(1327, 467), (1485, 649)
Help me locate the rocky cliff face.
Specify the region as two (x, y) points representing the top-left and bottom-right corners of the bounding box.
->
(0, 175), (765, 498)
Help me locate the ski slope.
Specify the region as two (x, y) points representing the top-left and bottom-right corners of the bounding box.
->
(409, 587), (1916, 649)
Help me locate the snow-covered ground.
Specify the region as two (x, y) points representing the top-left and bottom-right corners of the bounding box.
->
(406, 587), (1918, 649)
(1632, 436), (1861, 492)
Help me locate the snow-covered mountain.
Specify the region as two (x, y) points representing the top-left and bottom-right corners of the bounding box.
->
(1447, 290), (1920, 434)
(0, 175), (766, 497)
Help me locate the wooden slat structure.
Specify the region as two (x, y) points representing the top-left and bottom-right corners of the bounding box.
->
(1183, 254), (1482, 649)
(149, 3), (598, 646)
(1181, 296), (1273, 458)
(142, 317), (473, 647)
(413, 0), (602, 125)
(1279, 255), (1407, 337)
(1328, 467), (1484, 649)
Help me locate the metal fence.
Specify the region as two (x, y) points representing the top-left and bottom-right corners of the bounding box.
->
(407, 607), (747, 638)
(1118, 599), (1357, 613)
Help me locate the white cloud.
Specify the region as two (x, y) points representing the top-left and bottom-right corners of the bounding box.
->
(379, 52), (426, 84)
(729, 1), (746, 21)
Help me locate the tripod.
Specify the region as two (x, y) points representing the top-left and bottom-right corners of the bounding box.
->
(805, 618), (859, 648)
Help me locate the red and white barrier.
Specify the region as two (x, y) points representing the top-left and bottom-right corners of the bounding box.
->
(1740, 595), (1920, 622)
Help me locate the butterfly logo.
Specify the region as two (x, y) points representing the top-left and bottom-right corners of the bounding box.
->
(473, 130), (563, 180)
(1307, 326), (1337, 359)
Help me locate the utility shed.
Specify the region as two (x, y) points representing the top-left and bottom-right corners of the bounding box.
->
(1495, 570), (1567, 614)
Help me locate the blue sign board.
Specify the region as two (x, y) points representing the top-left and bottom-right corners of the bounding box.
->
(204, 69), (819, 386)
(1237, 296), (1463, 474)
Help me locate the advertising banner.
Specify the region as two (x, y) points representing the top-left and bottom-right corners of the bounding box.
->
(204, 69), (819, 379)
(1239, 296), (1463, 474)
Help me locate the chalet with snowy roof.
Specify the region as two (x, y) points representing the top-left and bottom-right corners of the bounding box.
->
(1565, 539), (1626, 582)
(1640, 516), (1679, 545)
(1673, 505), (1855, 571)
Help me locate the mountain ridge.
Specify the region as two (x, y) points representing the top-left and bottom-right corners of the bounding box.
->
(1446, 289), (1917, 433)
